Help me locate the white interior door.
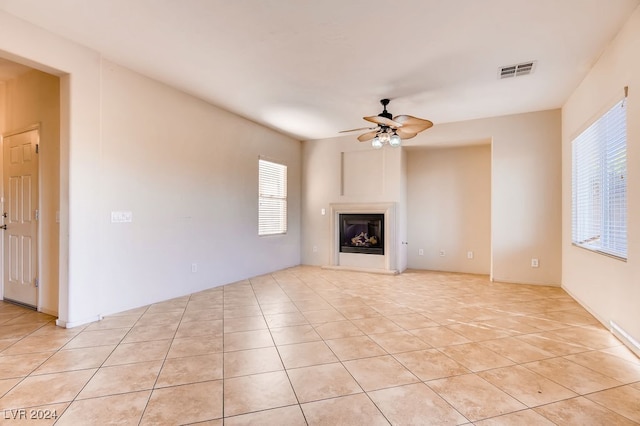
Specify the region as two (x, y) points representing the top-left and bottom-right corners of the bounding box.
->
(2, 128), (39, 308)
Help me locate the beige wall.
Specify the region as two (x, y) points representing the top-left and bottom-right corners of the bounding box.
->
(413, 110), (562, 285)
(562, 7), (640, 349)
(96, 60), (301, 315)
(2, 69), (60, 315)
(406, 145), (491, 274)
(303, 109), (561, 286)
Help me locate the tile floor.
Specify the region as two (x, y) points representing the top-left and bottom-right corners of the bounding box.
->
(0, 266), (639, 425)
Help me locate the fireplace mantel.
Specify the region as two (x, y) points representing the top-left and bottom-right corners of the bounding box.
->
(324, 202), (399, 275)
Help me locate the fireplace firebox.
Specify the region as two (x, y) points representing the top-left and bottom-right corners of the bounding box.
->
(339, 213), (384, 255)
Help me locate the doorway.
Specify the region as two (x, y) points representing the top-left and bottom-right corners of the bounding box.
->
(0, 64), (61, 315)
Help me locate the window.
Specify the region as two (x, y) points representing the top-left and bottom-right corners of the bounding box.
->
(259, 158), (287, 236)
(572, 97), (627, 259)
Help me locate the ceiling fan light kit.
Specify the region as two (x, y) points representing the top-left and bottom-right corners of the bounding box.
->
(340, 99), (433, 149)
(371, 129), (401, 149)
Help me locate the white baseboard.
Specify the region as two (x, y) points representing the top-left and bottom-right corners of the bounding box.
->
(55, 315), (102, 329)
(610, 321), (640, 358)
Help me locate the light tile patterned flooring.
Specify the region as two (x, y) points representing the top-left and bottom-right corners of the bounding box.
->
(0, 266), (639, 424)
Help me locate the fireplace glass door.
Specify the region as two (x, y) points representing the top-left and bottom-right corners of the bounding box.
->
(339, 214), (384, 255)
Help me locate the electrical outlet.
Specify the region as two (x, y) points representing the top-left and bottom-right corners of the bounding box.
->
(313, 246), (318, 253)
(531, 258), (539, 268)
(439, 250), (446, 257)
(418, 249), (424, 256)
(467, 251), (474, 259)
(191, 263), (197, 273)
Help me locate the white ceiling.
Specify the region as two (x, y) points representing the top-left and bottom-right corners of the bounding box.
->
(0, 0), (638, 141)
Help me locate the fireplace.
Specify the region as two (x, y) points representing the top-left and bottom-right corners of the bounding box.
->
(339, 213), (384, 255)
(327, 202), (398, 274)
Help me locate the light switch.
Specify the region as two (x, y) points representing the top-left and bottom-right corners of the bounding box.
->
(111, 211), (133, 223)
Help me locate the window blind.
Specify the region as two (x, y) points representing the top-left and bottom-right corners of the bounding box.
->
(259, 159), (287, 236)
(572, 98), (627, 259)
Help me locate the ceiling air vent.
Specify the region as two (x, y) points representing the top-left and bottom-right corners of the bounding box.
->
(499, 61), (536, 79)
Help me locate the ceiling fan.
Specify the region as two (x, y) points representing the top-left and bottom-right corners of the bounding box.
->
(340, 99), (433, 148)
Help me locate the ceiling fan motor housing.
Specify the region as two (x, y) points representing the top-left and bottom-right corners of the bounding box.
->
(379, 99), (392, 119)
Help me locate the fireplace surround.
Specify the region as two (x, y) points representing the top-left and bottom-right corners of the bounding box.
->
(326, 202), (398, 274)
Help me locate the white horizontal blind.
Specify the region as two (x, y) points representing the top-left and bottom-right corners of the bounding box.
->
(572, 98), (627, 259)
(259, 159), (287, 236)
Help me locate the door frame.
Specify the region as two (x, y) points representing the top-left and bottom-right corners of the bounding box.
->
(1, 123), (41, 310)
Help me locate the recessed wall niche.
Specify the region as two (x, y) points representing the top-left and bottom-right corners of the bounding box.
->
(340, 150), (383, 196)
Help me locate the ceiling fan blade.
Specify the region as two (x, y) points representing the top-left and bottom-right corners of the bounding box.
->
(396, 129), (418, 140)
(401, 124), (433, 134)
(393, 115), (433, 132)
(363, 115), (403, 128)
(357, 131), (378, 142)
(339, 126), (376, 134)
